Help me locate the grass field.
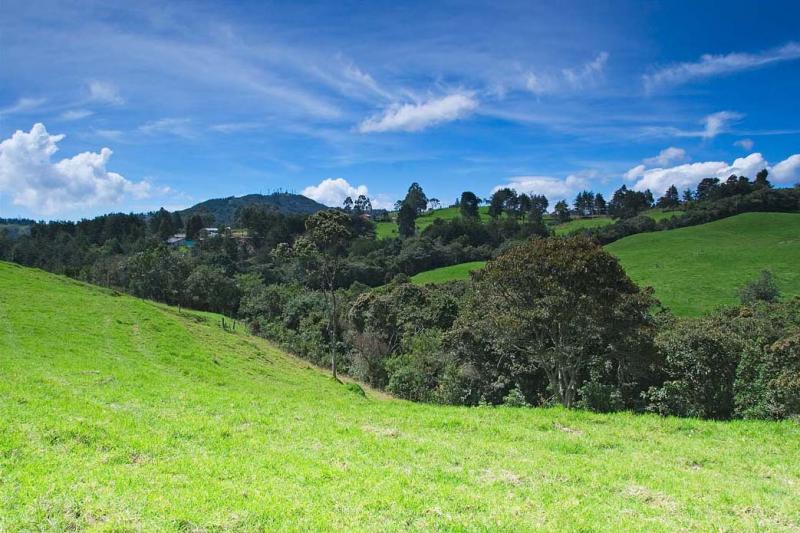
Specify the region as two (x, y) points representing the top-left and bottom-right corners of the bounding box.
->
(553, 216), (614, 235)
(406, 212), (800, 316)
(377, 207), (680, 239)
(410, 261), (487, 285)
(606, 212), (800, 315)
(2, 262), (800, 531)
(375, 207), (491, 239)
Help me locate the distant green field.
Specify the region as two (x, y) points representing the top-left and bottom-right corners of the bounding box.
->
(408, 212), (800, 316)
(553, 216), (614, 235)
(378, 207), (682, 239)
(2, 261), (799, 530)
(606, 212), (800, 315)
(410, 261), (486, 284)
(376, 206), (490, 239)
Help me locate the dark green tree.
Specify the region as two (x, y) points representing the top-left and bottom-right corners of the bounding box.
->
(397, 203), (417, 238)
(404, 182), (428, 215)
(459, 191), (480, 219)
(473, 236), (657, 407)
(554, 200), (571, 223)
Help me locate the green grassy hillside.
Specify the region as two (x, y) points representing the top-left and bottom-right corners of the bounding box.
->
(410, 261), (486, 285)
(1, 262), (799, 531)
(606, 212), (800, 315)
(377, 207), (677, 239)
(409, 212), (800, 316)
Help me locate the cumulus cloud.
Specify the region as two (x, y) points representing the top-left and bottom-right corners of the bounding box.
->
(644, 147), (686, 166)
(88, 81), (125, 105)
(525, 52), (609, 95)
(492, 174), (589, 203)
(626, 152), (800, 196)
(772, 155), (800, 183)
(734, 138), (754, 151)
(644, 42), (800, 90)
(0, 123), (155, 215)
(358, 93), (478, 133)
(302, 178), (369, 207)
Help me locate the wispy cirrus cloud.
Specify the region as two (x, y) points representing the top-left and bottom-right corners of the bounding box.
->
(358, 92), (478, 133)
(0, 97), (46, 116)
(87, 80), (125, 105)
(644, 42), (800, 91)
(525, 52), (609, 96)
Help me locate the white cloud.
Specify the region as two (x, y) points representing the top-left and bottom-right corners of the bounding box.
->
(358, 93), (478, 133)
(644, 147), (686, 166)
(627, 152), (800, 195)
(60, 109), (94, 121)
(88, 81), (125, 105)
(644, 42), (800, 90)
(492, 174), (589, 204)
(734, 138), (754, 151)
(702, 111), (742, 139)
(302, 178), (368, 207)
(139, 118), (195, 138)
(0, 97), (46, 115)
(525, 52), (609, 96)
(0, 123), (155, 215)
(771, 155), (800, 183)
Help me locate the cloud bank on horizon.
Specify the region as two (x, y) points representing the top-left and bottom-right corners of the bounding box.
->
(1, 1), (799, 218)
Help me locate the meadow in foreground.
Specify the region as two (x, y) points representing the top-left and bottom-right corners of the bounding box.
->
(1, 261), (799, 531)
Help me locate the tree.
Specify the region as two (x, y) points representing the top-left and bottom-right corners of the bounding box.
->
(353, 195), (372, 215)
(530, 195), (549, 216)
(657, 185), (680, 209)
(682, 188), (694, 203)
(593, 193), (607, 214)
(294, 210), (353, 379)
(553, 200), (571, 223)
(184, 265), (240, 315)
(459, 191), (480, 219)
(342, 196), (354, 212)
(185, 215), (204, 240)
(404, 182), (428, 215)
(473, 237), (657, 407)
(428, 198), (441, 210)
(696, 178), (720, 201)
(755, 168), (771, 189)
(488, 188), (514, 219)
(574, 190), (595, 217)
(397, 203), (417, 238)
(517, 193), (532, 221)
(608, 185), (650, 219)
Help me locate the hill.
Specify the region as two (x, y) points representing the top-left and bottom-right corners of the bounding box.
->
(605, 212), (800, 315)
(408, 212), (800, 316)
(179, 192), (327, 226)
(2, 262), (799, 530)
(377, 207), (675, 239)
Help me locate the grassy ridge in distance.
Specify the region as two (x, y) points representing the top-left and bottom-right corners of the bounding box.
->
(1, 261), (799, 530)
(408, 212), (800, 316)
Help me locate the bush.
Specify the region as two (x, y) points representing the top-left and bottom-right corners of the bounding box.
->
(645, 318), (741, 419)
(577, 382), (624, 413)
(738, 270), (780, 305)
(502, 385), (530, 407)
(345, 382), (367, 397)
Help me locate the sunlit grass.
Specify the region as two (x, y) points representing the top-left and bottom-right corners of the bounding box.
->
(1, 261), (799, 531)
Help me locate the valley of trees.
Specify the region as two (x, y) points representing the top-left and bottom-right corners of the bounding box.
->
(1, 173), (799, 420)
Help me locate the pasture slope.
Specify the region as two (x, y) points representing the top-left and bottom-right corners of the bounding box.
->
(411, 212), (800, 316)
(1, 261), (799, 531)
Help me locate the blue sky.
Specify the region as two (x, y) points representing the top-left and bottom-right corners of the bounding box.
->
(1, 0), (799, 219)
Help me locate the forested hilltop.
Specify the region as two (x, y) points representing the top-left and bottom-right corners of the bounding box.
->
(2, 174), (799, 420)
